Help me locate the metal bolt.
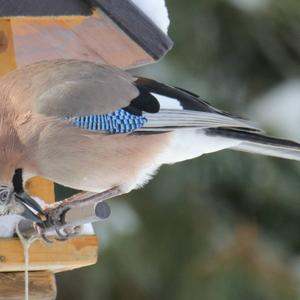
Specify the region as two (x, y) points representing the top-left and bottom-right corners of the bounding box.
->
(95, 201), (111, 220)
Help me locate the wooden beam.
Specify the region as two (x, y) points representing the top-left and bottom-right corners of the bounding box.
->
(25, 177), (55, 205)
(0, 236), (98, 273)
(0, 19), (16, 76)
(0, 271), (56, 300)
(0, 0), (91, 17)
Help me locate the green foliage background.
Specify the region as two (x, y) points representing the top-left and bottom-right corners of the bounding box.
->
(57, 1), (300, 299)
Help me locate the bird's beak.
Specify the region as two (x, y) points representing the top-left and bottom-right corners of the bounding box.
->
(14, 192), (44, 223)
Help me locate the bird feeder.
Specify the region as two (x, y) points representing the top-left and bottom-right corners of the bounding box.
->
(0, 0), (173, 298)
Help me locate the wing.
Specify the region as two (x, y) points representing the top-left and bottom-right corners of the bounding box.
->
(2, 59), (260, 135)
(2, 59), (139, 117)
(63, 76), (261, 135)
(132, 78), (261, 133)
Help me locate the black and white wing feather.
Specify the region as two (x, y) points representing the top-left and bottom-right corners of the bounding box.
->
(130, 77), (260, 132)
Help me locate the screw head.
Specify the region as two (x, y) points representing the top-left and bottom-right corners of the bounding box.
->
(95, 201), (111, 220)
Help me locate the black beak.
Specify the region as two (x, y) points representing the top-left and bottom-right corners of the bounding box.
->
(15, 192), (44, 223)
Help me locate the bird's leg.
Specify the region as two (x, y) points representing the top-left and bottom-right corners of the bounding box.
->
(60, 187), (123, 209)
(14, 192), (45, 223)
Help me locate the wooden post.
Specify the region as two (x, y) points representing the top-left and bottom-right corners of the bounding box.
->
(0, 19), (16, 75)
(0, 272), (57, 300)
(25, 177), (55, 204)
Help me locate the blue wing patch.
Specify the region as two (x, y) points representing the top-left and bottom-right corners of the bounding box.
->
(65, 109), (147, 134)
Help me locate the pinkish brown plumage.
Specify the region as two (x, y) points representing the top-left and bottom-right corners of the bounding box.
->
(0, 59), (299, 222)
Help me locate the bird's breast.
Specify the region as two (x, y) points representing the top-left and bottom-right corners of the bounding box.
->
(31, 122), (172, 193)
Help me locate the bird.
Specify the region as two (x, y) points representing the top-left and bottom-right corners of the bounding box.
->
(0, 59), (299, 223)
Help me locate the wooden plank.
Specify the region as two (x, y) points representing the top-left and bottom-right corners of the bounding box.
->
(93, 0), (173, 60)
(10, 10), (153, 69)
(0, 19), (16, 76)
(25, 177), (55, 205)
(0, 271), (56, 300)
(0, 0), (91, 17)
(0, 235), (98, 273)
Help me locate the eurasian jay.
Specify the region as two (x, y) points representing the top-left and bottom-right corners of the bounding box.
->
(0, 59), (299, 222)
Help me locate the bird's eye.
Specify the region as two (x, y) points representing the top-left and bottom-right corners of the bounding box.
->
(0, 188), (9, 204)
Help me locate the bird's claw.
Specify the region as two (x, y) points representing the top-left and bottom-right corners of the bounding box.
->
(43, 201), (71, 228)
(35, 217), (81, 243)
(39, 227), (53, 244)
(42, 202), (78, 241)
(19, 190), (115, 242)
(54, 225), (82, 241)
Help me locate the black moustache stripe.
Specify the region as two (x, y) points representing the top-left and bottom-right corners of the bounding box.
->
(12, 168), (24, 194)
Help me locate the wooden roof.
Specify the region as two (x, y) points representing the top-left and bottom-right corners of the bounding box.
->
(0, 0), (173, 69)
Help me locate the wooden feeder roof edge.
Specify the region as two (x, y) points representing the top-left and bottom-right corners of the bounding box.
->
(0, 0), (173, 61)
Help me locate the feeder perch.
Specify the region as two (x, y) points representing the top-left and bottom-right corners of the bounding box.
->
(0, 0), (173, 299)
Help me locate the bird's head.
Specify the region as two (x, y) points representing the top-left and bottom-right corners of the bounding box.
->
(0, 184), (24, 216)
(0, 157), (21, 215)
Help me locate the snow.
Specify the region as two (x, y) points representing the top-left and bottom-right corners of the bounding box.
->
(0, 196), (48, 238)
(80, 223), (95, 235)
(131, 0), (170, 34)
(0, 215), (24, 238)
(249, 79), (300, 141)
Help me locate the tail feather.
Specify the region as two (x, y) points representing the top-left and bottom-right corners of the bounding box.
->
(141, 109), (260, 132)
(206, 128), (300, 162)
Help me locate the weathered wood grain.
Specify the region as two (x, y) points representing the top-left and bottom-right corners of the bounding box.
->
(0, 19), (16, 76)
(0, 271), (56, 300)
(10, 11), (153, 69)
(0, 235), (98, 273)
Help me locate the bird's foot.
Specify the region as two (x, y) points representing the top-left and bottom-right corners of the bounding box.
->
(34, 223), (82, 243)
(54, 225), (83, 241)
(43, 201), (70, 228)
(34, 189), (120, 242)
